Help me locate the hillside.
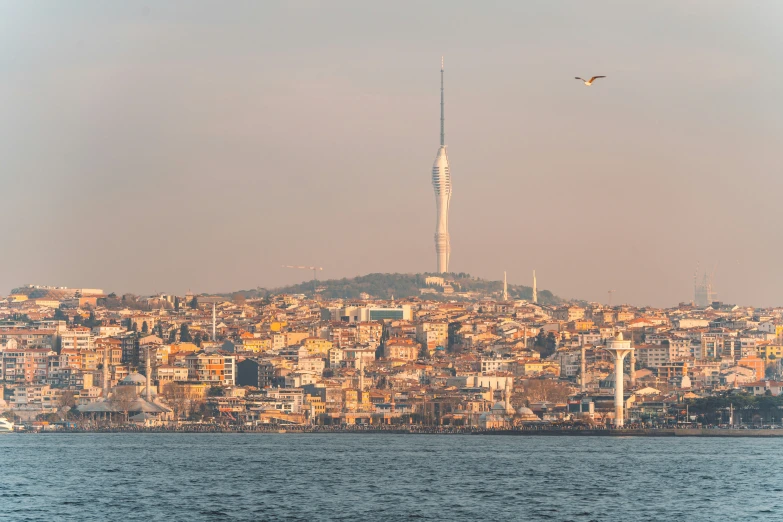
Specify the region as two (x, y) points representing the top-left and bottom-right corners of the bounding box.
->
(231, 273), (562, 304)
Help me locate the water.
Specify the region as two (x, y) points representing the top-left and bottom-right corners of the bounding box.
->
(1, 434), (780, 521)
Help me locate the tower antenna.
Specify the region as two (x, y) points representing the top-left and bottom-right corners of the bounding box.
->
(440, 56), (445, 147)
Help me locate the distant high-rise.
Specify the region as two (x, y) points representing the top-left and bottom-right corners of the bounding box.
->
(432, 57), (452, 273)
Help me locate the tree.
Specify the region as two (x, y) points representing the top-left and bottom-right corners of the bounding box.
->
(162, 383), (191, 422)
(141, 321), (149, 334)
(190, 297), (198, 309)
(447, 321), (462, 351)
(168, 329), (177, 343)
(232, 293), (246, 306)
(174, 297), (180, 312)
(110, 386), (137, 423)
(545, 332), (557, 356)
(131, 322), (138, 332)
(519, 379), (571, 405)
(58, 391), (77, 420)
(207, 386), (225, 397)
(53, 308), (67, 322)
(86, 311), (98, 328)
(194, 333), (203, 347)
(180, 324), (193, 343)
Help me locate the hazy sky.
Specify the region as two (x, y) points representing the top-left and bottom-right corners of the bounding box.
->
(2, 1), (782, 307)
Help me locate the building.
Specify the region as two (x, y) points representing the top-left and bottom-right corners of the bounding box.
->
(383, 338), (420, 361)
(2, 347), (55, 384)
(416, 321), (448, 352)
(432, 57), (452, 273)
(60, 327), (94, 351)
(185, 353), (236, 386)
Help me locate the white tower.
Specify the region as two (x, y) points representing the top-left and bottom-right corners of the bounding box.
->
(605, 332), (633, 427)
(532, 270), (538, 304)
(581, 340), (587, 392)
(432, 56), (452, 273)
(212, 302), (217, 341)
(503, 271), (508, 301)
(145, 345), (152, 402)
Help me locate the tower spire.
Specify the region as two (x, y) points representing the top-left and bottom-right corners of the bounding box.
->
(440, 56), (445, 147)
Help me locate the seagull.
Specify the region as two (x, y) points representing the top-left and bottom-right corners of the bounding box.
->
(575, 75), (606, 86)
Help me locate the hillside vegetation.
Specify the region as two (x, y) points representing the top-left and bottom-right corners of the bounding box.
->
(231, 273), (561, 304)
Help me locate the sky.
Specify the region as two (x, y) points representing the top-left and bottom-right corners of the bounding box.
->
(2, 1), (782, 307)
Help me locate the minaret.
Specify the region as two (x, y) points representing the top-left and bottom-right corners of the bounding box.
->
(503, 271), (508, 301)
(145, 345), (152, 402)
(432, 56), (452, 273)
(212, 303), (217, 341)
(504, 378), (512, 413)
(103, 344), (109, 397)
(629, 335), (636, 387)
(581, 340), (587, 393)
(359, 355), (364, 391)
(532, 270), (538, 304)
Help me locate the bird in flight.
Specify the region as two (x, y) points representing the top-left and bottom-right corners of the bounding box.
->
(575, 75), (606, 86)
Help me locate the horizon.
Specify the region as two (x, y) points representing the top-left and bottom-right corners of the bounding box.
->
(6, 270), (771, 310)
(3, 2), (782, 307)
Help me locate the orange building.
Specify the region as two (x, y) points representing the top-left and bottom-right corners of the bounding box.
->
(738, 354), (765, 381)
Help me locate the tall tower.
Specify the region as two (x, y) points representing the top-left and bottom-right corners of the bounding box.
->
(532, 270), (538, 304)
(432, 56), (452, 273)
(503, 271), (508, 301)
(605, 332), (633, 427)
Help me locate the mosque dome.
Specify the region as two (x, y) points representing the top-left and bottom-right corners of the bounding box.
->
(492, 401), (507, 412)
(140, 386), (157, 398)
(120, 373), (147, 386)
(516, 406), (540, 420)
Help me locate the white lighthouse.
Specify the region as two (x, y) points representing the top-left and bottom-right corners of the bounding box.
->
(605, 331), (634, 427)
(432, 57), (452, 273)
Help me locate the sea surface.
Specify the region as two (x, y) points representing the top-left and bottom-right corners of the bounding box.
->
(1, 433), (781, 521)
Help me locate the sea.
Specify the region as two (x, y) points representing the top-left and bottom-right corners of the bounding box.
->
(1, 433), (780, 521)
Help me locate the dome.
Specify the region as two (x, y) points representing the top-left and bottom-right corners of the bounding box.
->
(492, 401), (507, 412)
(120, 373), (147, 385)
(516, 406), (541, 422)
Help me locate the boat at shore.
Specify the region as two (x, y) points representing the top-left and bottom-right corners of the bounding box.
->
(0, 418), (15, 433)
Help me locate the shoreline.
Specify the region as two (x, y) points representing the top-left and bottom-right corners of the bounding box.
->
(12, 427), (783, 437)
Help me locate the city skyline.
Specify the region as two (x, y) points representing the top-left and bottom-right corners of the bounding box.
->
(2, 2), (783, 307)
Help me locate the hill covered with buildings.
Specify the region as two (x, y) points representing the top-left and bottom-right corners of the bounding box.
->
(236, 273), (562, 304)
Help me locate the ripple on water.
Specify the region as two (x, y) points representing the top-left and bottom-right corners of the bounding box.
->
(1, 434), (781, 521)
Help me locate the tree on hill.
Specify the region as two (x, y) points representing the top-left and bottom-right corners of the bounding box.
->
(53, 308), (67, 322)
(180, 324), (193, 343)
(447, 321), (462, 352)
(141, 321), (149, 334)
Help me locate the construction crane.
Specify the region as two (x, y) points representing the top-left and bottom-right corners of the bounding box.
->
(282, 265), (324, 294)
(608, 289), (616, 307)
